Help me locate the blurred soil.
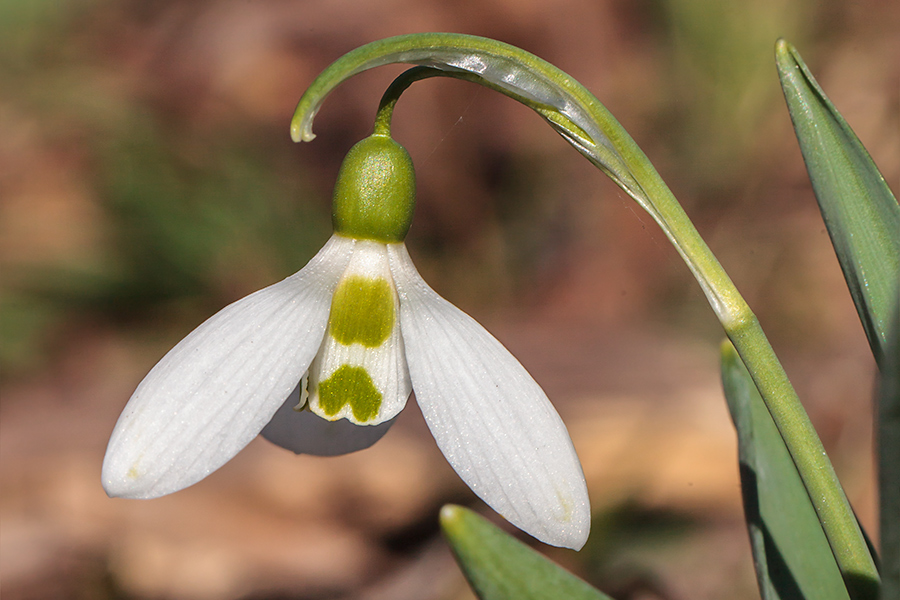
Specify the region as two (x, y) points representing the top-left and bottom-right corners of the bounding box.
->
(1, 0), (897, 598)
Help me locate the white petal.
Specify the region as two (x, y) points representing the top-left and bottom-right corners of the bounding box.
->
(388, 244), (590, 549)
(307, 240), (411, 425)
(102, 234), (356, 499)
(260, 382), (396, 455)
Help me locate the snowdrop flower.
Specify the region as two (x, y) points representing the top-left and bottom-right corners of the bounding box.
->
(102, 134), (590, 549)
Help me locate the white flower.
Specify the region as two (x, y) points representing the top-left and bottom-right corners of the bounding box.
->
(102, 135), (590, 550)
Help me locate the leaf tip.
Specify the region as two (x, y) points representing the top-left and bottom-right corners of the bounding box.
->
(774, 38), (799, 74)
(775, 38), (790, 55)
(440, 504), (465, 532)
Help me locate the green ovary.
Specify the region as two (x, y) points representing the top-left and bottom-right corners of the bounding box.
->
(329, 275), (394, 347)
(317, 364), (383, 423)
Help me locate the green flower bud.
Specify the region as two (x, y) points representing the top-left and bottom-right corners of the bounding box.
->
(332, 134), (416, 243)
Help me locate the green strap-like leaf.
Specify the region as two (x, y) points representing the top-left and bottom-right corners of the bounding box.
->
(721, 340), (850, 600)
(776, 39), (900, 369)
(879, 308), (900, 600)
(440, 505), (613, 600)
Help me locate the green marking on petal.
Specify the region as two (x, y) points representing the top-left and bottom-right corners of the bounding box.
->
(317, 364), (383, 422)
(556, 488), (574, 523)
(329, 275), (394, 347)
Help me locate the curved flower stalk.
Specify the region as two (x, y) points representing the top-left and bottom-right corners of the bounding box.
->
(290, 33), (877, 590)
(103, 134), (590, 550)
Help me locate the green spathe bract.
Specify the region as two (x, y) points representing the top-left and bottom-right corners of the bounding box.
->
(329, 274), (395, 347)
(317, 364), (383, 423)
(332, 134), (415, 242)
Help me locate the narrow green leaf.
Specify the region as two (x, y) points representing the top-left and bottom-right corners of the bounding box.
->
(720, 340), (851, 600)
(440, 505), (613, 600)
(879, 308), (900, 600)
(776, 39), (900, 368)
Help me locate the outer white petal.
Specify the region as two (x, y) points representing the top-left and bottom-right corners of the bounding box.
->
(387, 244), (590, 550)
(102, 234), (356, 499)
(260, 383), (396, 455)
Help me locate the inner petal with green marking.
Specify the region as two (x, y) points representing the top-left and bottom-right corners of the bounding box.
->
(305, 239), (412, 425)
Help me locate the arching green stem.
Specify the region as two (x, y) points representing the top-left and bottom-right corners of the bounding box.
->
(292, 33), (879, 595)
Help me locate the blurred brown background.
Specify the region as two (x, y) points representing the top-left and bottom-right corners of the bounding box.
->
(1, 0), (897, 598)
